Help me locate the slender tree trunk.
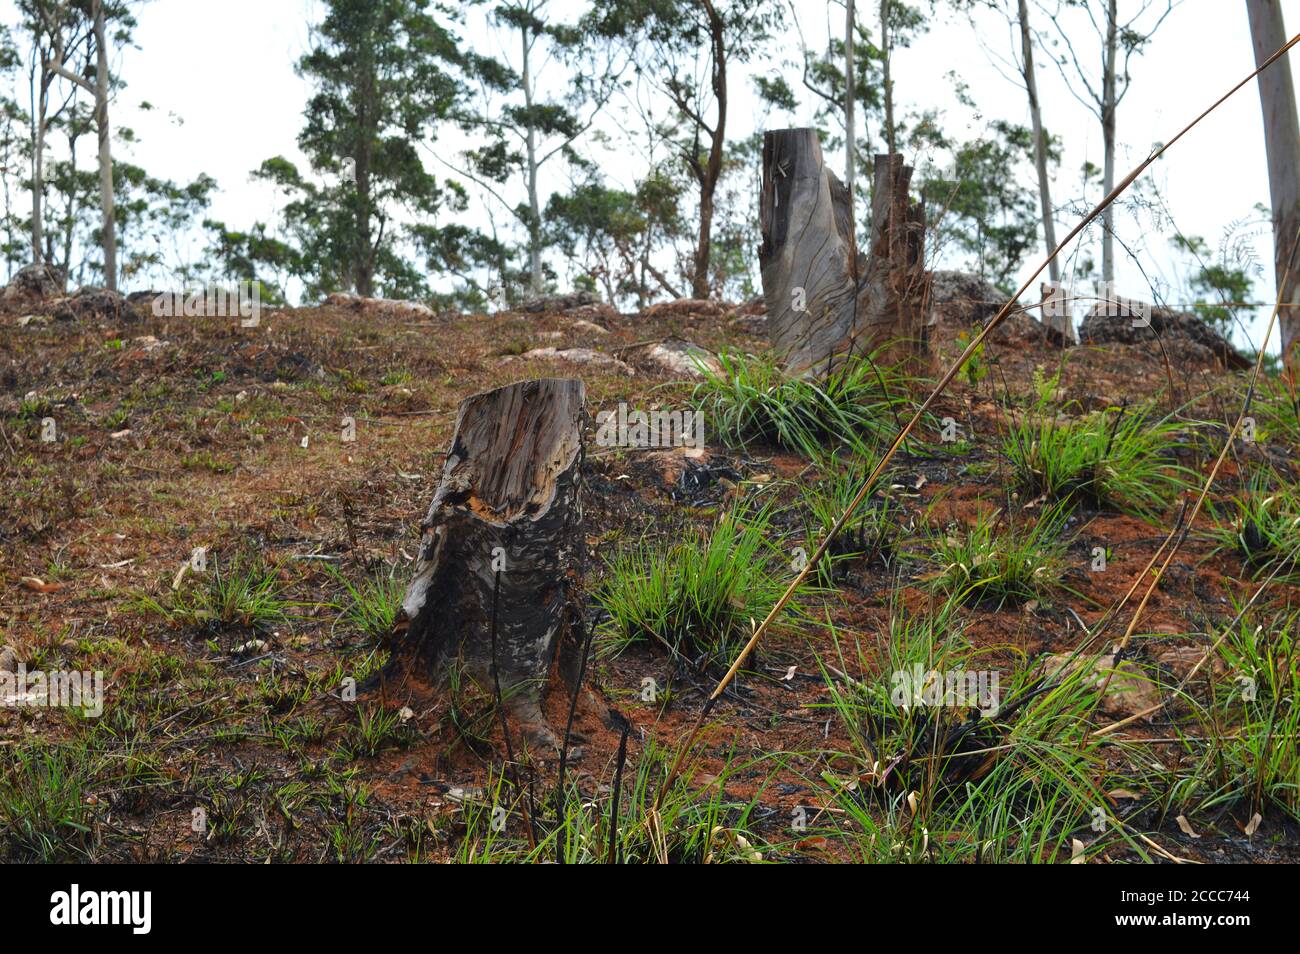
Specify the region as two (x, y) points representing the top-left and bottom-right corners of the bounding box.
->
(30, 68), (46, 267)
(845, 0), (856, 230)
(91, 0), (115, 291)
(1100, 0), (1117, 286)
(1248, 0), (1300, 373)
(522, 22), (543, 296)
(881, 0), (895, 155)
(62, 127), (77, 273)
(1018, 0), (1058, 286)
(353, 23), (376, 297)
(692, 0), (727, 300)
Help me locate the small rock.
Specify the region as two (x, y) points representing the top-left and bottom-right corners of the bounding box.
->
(1039, 651), (1160, 718)
(638, 338), (721, 380)
(521, 290), (600, 313)
(322, 292), (433, 317)
(567, 318), (610, 336)
(0, 647), (18, 672)
(1155, 645), (1225, 680)
(511, 347), (633, 374)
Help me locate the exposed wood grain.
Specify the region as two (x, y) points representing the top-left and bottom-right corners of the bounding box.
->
(385, 377), (586, 747)
(760, 129), (930, 376)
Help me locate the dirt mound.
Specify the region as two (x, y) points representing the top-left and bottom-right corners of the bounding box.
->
(1079, 303), (1249, 370)
(50, 286), (133, 322)
(1, 263), (64, 304)
(518, 290), (620, 327)
(930, 270), (1004, 326)
(322, 292), (433, 317)
(521, 290), (599, 313)
(642, 297), (729, 320)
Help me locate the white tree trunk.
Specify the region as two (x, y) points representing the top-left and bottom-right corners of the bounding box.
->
(845, 0), (856, 229)
(1100, 0), (1117, 286)
(881, 0), (895, 155)
(30, 70), (47, 266)
(92, 0), (116, 291)
(1248, 0), (1300, 373)
(522, 22), (542, 297)
(1018, 0), (1058, 285)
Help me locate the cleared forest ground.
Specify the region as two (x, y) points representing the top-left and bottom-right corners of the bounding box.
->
(1, 291), (1297, 863)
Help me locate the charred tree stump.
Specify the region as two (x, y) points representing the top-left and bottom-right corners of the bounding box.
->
(760, 128), (931, 376)
(858, 153), (932, 361)
(385, 378), (586, 749)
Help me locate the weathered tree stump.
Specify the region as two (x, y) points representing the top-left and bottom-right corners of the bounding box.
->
(858, 153), (932, 360)
(385, 377), (586, 748)
(759, 128), (931, 376)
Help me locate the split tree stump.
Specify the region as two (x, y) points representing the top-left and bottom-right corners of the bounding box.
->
(760, 128), (931, 376)
(385, 378), (586, 748)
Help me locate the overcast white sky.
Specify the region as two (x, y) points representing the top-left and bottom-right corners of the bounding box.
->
(1, 0), (1296, 351)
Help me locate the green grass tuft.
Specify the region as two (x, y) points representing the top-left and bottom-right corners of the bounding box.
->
(692, 349), (917, 458)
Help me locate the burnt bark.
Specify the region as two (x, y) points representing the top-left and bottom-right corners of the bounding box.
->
(385, 377), (586, 748)
(760, 128), (930, 376)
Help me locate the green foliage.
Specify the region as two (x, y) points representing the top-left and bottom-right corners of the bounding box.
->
(956, 328), (988, 386)
(919, 120), (1046, 293)
(596, 504), (809, 670)
(693, 349), (916, 459)
(1169, 606), (1300, 820)
(816, 604), (1122, 863)
(544, 168), (689, 305)
(457, 741), (766, 863)
(325, 563), (404, 639)
(1001, 374), (1194, 519)
(801, 449), (901, 579)
(138, 555), (290, 633)
(0, 745), (95, 862)
(1209, 477), (1300, 582)
(919, 503), (1072, 608)
(1172, 232), (1257, 337)
(245, 0), (466, 300)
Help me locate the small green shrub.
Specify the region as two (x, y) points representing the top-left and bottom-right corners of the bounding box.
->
(692, 349), (917, 458)
(597, 505), (811, 669)
(1001, 379), (1194, 519)
(919, 503), (1073, 608)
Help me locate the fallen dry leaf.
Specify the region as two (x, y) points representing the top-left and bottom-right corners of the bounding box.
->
(20, 576), (63, 593)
